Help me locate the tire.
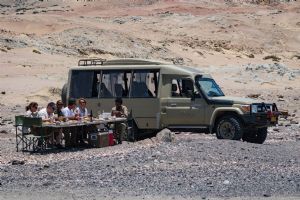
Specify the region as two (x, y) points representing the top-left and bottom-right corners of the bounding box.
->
(242, 127), (268, 144)
(61, 83), (67, 106)
(216, 115), (243, 140)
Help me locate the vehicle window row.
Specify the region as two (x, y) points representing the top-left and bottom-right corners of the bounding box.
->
(171, 78), (194, 98)
(70, 70), (159, 99)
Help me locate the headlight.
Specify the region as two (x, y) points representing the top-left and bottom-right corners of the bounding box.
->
(241, 105), (251, 113)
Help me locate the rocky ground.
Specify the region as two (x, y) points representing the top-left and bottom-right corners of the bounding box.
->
(0, 0), (299, 199)
(0, 130), (299, 199)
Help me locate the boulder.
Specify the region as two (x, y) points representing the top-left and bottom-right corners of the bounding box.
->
(155, 129), (175, 143)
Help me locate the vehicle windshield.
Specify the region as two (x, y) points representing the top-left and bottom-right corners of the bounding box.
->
(195, 76), (224, 97)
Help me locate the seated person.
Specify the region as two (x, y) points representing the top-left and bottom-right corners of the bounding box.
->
(37, 102), (57, 147)
(75, 98), (91, 144)
(38, 102), (56, 122)
(23, 102), (39, 134)
(61, 98), (78, 120)
(111, 97), (128, 118)
(54, 100), (65, 148)
(111, 97), (128, 144)
(25, 102), (39, 118)
(55, 100), (65, 118)
(75, 98), (88, 118)
(61, 98), (78, 147)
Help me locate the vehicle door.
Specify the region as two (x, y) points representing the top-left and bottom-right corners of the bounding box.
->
(161, 78), (206, 127)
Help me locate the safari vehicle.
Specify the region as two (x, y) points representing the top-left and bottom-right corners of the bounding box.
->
(62, 58), (279, 144)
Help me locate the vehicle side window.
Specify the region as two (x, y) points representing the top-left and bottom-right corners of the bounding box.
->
(70, 70), (95, 98)
(130, 70), (159, 98)
(171, 78), (193, 98)
(99, 71), (131, 98)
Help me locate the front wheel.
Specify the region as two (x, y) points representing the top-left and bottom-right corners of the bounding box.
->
(216, 115), (243, 140)
(242, 127), (268, 144)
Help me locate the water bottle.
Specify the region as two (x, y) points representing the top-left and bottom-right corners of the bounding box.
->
(90, 109), (93, 122)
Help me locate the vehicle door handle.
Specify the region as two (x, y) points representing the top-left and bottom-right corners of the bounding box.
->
(170, 103), (177, 107)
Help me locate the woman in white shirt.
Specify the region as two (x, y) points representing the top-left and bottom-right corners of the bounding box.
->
(23, 102), (39, 134)
(75, 98), (88, 117)
(25, 102), (39, 118)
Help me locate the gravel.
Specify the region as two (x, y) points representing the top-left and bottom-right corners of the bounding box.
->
(0, 131), (299, 199)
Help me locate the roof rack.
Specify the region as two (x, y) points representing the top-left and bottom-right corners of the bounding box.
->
(78, 58), (106, 66)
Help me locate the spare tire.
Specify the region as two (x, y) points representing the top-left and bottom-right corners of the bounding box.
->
(61, 83), (68, 105)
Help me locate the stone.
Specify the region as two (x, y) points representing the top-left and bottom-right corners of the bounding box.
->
(263, 55), (280, 62)
(247, 94), (261, 98)
(11, 160), (25, 165)
(248, 54), (254, 58)
(0, 130), (8, 134)
(155, 129), (175, 143)
(263, 193), (271, 197)
(1, 91), (5, 95)
(290, 120), (298, 124)
(273, 128), (280, 132)
(32, 49), (41, 54)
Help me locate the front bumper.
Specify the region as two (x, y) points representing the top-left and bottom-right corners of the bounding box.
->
(242, 108), (279, 127)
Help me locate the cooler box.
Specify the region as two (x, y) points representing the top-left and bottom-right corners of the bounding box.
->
(88, 132), (98, 148)
(89, 132), (114, 148)
(97, 132), (109, 148)
(108, 130), (114, 146)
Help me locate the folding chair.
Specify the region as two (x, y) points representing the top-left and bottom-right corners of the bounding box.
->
(15, 115), (31, 152)
(22, 117), (51, 152)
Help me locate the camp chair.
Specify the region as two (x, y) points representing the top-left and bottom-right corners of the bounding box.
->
(15, 115), (31, 152)
(22, 117), (53, 152)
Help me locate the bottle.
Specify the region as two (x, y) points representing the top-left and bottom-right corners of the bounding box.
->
(90, 109), (93, 122)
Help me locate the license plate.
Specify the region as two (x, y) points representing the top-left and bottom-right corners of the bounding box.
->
(271, 116), (277, 122)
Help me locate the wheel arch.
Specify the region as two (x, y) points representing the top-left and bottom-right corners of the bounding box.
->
(209, 108), (244, 133)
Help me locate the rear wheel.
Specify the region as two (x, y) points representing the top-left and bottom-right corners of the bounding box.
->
(242, 127), (268, 144)
(127, 119), (139, 142)
(216, 115), (243, 140)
